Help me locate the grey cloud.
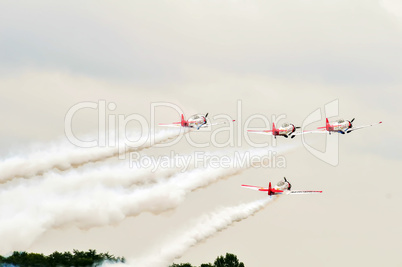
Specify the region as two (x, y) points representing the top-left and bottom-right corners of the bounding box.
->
(0, 0), (401, 85)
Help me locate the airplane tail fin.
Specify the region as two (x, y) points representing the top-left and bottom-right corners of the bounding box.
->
(181, 114), (185, 126)
(268, 182), (272, 196)
(272, 123), (278, 138)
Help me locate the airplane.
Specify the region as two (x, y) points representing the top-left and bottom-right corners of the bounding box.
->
(159, 113), (234, 130)
(241, 177), (322, 196)
(247, 122), (301, 139)
(302, 118), (382, 135)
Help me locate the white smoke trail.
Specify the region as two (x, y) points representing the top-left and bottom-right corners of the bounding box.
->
(122, 198), (274, 267)
(0, 161), (179, 194)
(0, 146), (290, 253)
(0, 128), (187, 183)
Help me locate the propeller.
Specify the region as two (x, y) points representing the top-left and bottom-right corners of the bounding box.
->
(290, 124), (300, 133)
(284, 177), (291, 190)
(289, 124), (300, 138)
(290, 124), (301, 129)
(347, 118), (355, 133)
(197, 112), (209, 130)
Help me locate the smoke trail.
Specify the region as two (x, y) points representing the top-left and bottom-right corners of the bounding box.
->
(0, 161), (179, 194)
(0, 147), (291, 253)
(0, 128), (187, 183)
(0, 153), (255, 251)
(127, 198), (274, 267)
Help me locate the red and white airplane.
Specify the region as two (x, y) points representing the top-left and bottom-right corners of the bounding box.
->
(248, 122), (301, 139)
(241, 177), (322, 196)
(303, 118), (382, 135)
(159, 113), (234, 130)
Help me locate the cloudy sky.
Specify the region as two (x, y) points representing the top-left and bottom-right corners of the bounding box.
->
(0, 0), (401, 266)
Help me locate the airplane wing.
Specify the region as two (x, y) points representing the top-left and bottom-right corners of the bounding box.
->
(199, 120), (236, 128)
(292, 130), (327, 136)
(242, 185), (320, 195)
(158, 123), (182, 128)
(241, 184), (268, 191)
(347, 121), (382, 133)
(287, 190), (323, 194)
(241, 185), (284, 194)
(247, 130), (274, 135)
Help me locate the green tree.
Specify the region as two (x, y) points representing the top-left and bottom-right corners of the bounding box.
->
(170, 263), (194, 267)
(48, 251), (65, 267)
(4, 251), (29, 266)
(0, 249), (124, 267)
(25, 252), (47, 266)
(214, 255), (225, 267)
(214, 253), (244, 267)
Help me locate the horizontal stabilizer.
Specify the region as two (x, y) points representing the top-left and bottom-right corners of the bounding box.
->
(288, 190), (322, 194)
(241, 184), (268, 191)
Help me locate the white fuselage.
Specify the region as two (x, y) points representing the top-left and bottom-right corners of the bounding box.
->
(274, 180), (291, 191)
(186, 114), (207, 128)
(274, 123), (295, 136)
(327, 120), (351, 132)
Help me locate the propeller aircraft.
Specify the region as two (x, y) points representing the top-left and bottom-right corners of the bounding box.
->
(159, 113), (234, 130)
(241, 177), (322, 196)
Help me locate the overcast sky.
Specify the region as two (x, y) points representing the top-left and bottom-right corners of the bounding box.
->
(0, 1), (401, 266)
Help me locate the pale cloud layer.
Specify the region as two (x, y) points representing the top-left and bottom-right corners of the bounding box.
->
(0, 1), (401, 267)
(381, 0), (402, 18)
(1, 0), (402, 84)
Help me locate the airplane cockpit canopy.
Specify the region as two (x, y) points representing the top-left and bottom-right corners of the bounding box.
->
(276, 181), (285, 187)
(282, 123), (290, 128)
(188, 114), (208, 124)
(337, 119), (345, 123)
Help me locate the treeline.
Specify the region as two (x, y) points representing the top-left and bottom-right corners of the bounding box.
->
(0, 250), (243, 267)
(0, 249), (124, 267)
(170, 253), (245, 267)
